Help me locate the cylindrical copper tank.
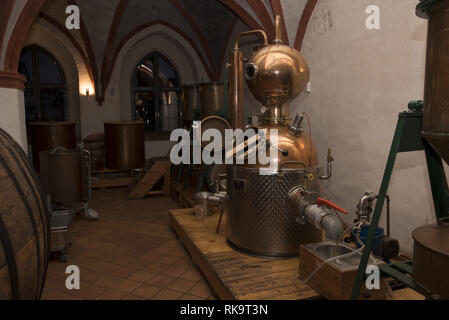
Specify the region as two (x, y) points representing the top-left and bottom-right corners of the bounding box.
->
(29, 121), (76, 173)
(0, 128), (49, 300)
(182, 85), (199, 126)
(40, 148), (87, 204)
(419, 0), (449, 165)
(104, 121), (145, 170)
(413, 224), (449, 299)
(198, 82), (224, 118)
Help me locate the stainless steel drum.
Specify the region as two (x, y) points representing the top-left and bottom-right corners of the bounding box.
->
(226, 165), (322, 257)
(29, 121), (77, 173)
(198, 82), (224, 118)
(40, 148), (88, 204)
(182, 85), (199, 125)
(104, 121), (145, 170)
(419, 0), (449, 165)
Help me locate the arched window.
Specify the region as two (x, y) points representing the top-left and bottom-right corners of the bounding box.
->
(18, 45), (68, 125)
(132, 52), (181, 133)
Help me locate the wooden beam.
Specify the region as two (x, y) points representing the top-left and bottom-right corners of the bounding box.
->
(128, 160), (171, 200)
(294, 0), (318, 51)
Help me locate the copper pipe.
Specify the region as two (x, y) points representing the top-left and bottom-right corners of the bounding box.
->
(274, 15), (283, 44)
(229, 49), (244, 129)
(233, 30), (268, 50)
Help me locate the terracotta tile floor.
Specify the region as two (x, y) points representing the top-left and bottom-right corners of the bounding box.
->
(42, 188), (215, 300)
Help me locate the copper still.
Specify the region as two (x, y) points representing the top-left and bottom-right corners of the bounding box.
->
(29, 121), (76, 172)
(104, 121), (145, 170)
(413, 0), (449, 299)
(182, 84), (199, 127)
(225, 16), (343, 256)
(40, 148), (88, 204)
(198, 82), (224, 118)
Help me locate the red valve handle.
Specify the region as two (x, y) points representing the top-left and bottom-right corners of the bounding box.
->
(317, 197), (348, 215)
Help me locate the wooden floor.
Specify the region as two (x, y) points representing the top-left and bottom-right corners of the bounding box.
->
(169, 208), (321, 300)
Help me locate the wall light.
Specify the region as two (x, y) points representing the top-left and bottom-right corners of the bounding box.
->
(86, 88), (90, 96)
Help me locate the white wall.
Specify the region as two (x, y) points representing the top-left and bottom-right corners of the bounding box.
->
(289, 0), (433, 256)
(0, 87), (27, 151)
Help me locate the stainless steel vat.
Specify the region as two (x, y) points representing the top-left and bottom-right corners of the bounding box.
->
(104, 121), (145, 170)
(226, 166), (323, 257)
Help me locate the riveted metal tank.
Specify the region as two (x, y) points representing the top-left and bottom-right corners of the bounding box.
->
(226, 16), (322, 257)
(418, 0), (449, 165)
(182, 84), (199, 126)
(39, 148), (88, 204)
(29, 121), (76, 173)
(198, 82), (224, 118)
(104, 121), (145, 170)
(413, 0), (449, 299)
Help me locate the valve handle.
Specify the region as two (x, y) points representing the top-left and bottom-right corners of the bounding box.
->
(317, 197), (348, 215)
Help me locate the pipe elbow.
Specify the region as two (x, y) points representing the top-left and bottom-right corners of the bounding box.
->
(321, 214), (345, 241)
(305, 205), (344, 241)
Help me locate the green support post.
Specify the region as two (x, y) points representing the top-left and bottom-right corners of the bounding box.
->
(351, 101), (449, 299)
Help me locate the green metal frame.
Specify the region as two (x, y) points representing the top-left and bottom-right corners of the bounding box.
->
(350, 101), (449, 299)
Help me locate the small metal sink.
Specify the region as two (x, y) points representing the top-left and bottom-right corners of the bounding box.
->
(302, 241), (381, 271)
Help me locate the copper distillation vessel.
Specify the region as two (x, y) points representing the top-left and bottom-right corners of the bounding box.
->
(223, 16), (346, 257)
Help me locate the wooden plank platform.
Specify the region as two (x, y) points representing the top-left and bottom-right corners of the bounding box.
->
(169, 208), (321, 300)
(169, 208), (426, 300)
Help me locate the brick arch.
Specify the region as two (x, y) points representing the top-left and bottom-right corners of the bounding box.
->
(3, 0), (47, 73)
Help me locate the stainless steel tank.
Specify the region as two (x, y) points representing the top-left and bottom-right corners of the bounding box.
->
(182, 85), (199, 126)
(40, 148), (88, 204)
(29, 121), (76, 173)
(419, 0), (449, 165)
(104, 121), (145, 170)
(198, 82), (224, 118)
(227, 166), (322, 256)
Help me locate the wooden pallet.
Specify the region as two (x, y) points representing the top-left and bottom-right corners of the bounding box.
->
(169, 208), (321, 300)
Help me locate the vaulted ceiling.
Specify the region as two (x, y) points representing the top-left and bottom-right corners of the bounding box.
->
(25, 0), (315, 104)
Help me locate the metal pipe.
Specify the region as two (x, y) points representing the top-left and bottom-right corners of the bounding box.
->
(229, 49), (244, 129)
(305, 205), (345, 241)
(274, 15), (283, 44)
(230, 29), (268, 129)
(318, 148), (333, 180)
(233, 30), (268, 49)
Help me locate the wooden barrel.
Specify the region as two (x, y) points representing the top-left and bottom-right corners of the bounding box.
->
(0, 128), (49, 300)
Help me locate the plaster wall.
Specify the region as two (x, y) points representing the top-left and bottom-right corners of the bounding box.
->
(0, 87), (27, 151)
(287, 0), (437, 256)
